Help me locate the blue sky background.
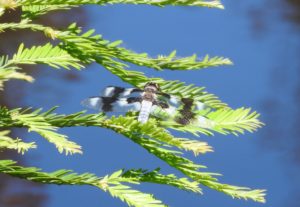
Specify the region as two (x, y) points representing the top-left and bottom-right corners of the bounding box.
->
(19, 1), (300, 207)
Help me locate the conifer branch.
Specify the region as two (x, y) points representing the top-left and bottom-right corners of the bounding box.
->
(0, 107), (212, 155)
(0, 22), (231, 108)
(14, 0), (224, 9)
(101, 117), (266, 203)
(0, 22), (232, 72)
(56, 25), (230, 108)
(205, 107), (264, 135)
(47, 109), (213, 155)
(22, 5), (76, 19)
(0, 107), (82, 155)
(106, 183), (166, 207)
(102, 117), (213, 155)
(59, 24), (232, 71)
(0, 106), (262, 152)
(0, 22), (232, 109)
(0, 107), (266, 202)
(121, 169), (201, 193)
(0, 1), (267, 205)
(0, 20), (60, 38)
(0, 130), (36, 154)
(0, 159), (201, 206)
(0, 43), (84, 70)
(0, 67), (34, 90)
(0, 43), (83, 90)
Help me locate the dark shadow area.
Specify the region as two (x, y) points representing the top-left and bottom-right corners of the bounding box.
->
(247, 1), (300, 206)
(0, 7), (86, 207)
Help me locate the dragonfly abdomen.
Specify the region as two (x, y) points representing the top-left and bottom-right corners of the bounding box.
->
(138, 100), (153, 123)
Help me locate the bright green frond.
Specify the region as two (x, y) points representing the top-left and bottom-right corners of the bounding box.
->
(206, 107), (264, 135)
(0, 107), (83, 155)
(0, 159), (198, 206)
(14, 108), (83, 155)
(22, 5), (76, 19)
(16, 0), (224, 9)
(102, 116), (213, 155)
(0, 159), (101, 184)
(0, 67), (34, 90)
(0, 56), (34, 89)
(201, 180), (266, 203)
(0, 130), (36, 154)
(11, 43), (84, 69)
(17, 108), (211, 155)
(59, 25), (232, 71)
(106, 183), (166, 207)
(122, 168), (201, 193)
(0, 106), (266, 203)
(0, 2), (267, 205)
(99, 116), (265, 202)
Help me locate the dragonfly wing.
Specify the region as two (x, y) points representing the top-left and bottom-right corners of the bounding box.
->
(102, 86), (143, 98)
(152, 98), (208, 125)
(81, 97), (141, 112)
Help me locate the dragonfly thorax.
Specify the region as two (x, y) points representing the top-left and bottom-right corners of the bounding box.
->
(142, 82), (159, 102)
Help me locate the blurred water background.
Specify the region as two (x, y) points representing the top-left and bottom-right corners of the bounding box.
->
(0, 1), (299, 207)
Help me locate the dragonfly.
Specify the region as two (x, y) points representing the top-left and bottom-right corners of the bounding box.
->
(81, 82), (212, 127)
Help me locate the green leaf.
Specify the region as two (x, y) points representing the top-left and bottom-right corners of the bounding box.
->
(107, 183), (166, 207)
(0, 130), (36, 154)
(101, 116), (266, 203)
(0, 67), (34, 90)
(11, 43), (84, 69)
(0, 159), (193, 206)
(0, 105), (266, 203)
(122, 168), (201, 193)
(17, 0), (225, 9)
(22, 5), (76, 19)
(60, 25), (232, 71)
(8, 108), (83, 155)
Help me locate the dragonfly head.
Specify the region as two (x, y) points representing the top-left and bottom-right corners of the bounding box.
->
(144, 82), (160, 93)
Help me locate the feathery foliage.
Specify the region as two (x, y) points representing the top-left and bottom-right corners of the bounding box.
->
(0, 107), (266, 203)
(0, 130), (36, 154)
(1, 43), (84, 70)
(0, 0), (267, 206)
(0, 107), (82, 155)
(16, 0), (224, 9)
(0, 66), (34, 90)
(0, 159), (202, 206)
(22, 5), (76, 19)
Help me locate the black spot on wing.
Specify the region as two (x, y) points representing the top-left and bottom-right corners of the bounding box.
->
(102, 97), (117, 112)
(176, 98), (196, 125)
(106, 87), (143, 98)
(131, 88), (143, 94)
(111, 86), (125, 98)
(181, 98), (194, 108)
(127, 97), (142, 103)
(176, 111), (195, 125)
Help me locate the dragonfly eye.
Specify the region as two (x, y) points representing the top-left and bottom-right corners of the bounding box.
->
(145, 87), (156, 93)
